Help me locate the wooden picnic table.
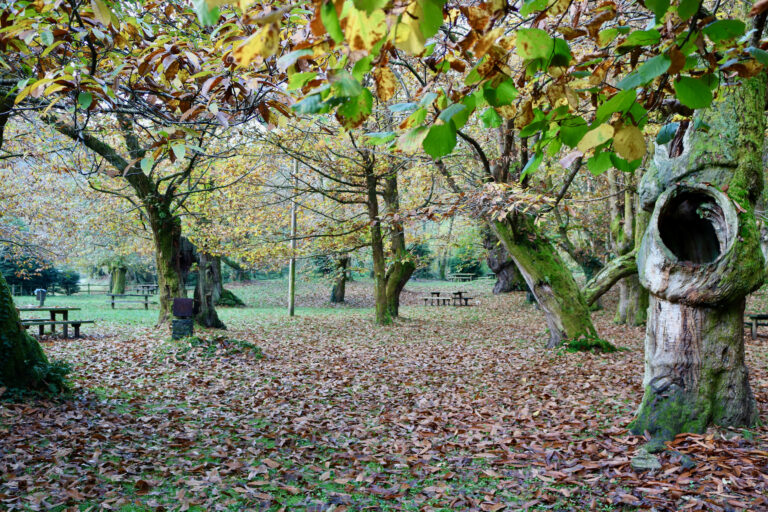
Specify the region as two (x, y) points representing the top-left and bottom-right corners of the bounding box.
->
(421, 291), (475, 306)
(16, 306), (81, 337)
(136, 284), (158, 294)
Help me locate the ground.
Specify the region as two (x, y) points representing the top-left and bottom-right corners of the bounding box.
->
(1, 279), (767, 511)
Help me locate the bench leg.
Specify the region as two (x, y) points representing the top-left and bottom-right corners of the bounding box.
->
(73, 323), (81, 338)
(144, 300), (148, 310)
(38, 325), (44, 336)
(752, 319), (758, 340)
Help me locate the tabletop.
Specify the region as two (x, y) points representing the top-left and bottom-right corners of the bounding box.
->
(16, 306), (81, 312)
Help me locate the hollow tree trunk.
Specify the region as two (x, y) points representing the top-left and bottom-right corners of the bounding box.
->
(194, 252), (226, 329)
(631, 73), (766, 446)
(330, 255), (349, 303)
(151, 214), (186, 326)
(0, 272), (58, 391)
(491, 213), (597, 348)
(111, 266), (127, 294)
(483, 228), (526, 294)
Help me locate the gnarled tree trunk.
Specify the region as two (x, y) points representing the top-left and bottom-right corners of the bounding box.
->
(491, 213), (597, 348)
(330, 255), (349, 303)
(483, 228), (526, 294)
(630, 74), (765, 446)
(152, 215), (186, 326)
(0, 272), (61, 391)
(111, 265), (127, 294)
(194, 251), (226, 329)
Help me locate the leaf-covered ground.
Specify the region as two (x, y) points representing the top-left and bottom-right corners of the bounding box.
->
(2, 282), (767, 511)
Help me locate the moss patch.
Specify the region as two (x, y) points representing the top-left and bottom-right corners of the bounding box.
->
(562, 335), (621, 354)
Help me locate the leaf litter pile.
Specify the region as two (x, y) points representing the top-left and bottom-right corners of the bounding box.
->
(1, 290), (767, 511)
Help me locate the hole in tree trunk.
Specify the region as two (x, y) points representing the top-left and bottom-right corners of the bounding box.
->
(658, 191), (724, 264)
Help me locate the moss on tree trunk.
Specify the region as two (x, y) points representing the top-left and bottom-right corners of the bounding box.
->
(330, 255), (348, 304)
(151, 214), (186, 326)
(634, 73), (767, 444)
(0, 272), (66, 392)
(111, 266), (127, 295)
(491, 214), (597, 348)
(194, 251), (226, 329)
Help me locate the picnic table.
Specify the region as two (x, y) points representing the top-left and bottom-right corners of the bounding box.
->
(447, 273), (476, 282)
(16, 306), (93, 338)
(109, 293), (155, 309)
(135, 284), (158, 294)
(421, 291), (475, 306)
(747, 313), (768, 339)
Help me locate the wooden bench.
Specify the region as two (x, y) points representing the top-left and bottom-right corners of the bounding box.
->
(21, 320), (95, 338)
(747, 314), (768, 339)
(135, 284), (158, 294)
(109, 293), (155, 309)
(452, 296), (474, 306)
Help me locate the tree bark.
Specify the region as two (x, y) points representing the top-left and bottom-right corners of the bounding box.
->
(382, 174), (415, 319)
(0, 272), (62, 391)
(151, 215), (186, 326)
(491, 213), (597, 348)
(111, 266), (127, 294)
(194, 251), (226, 329)
(330, 255), (349, 303)
(581, 249), (638, 306)
(483, 228), (526, 294)
(631, 73), (766, 445)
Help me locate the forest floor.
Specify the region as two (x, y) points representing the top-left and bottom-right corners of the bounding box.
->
(1, 279), (768, 511)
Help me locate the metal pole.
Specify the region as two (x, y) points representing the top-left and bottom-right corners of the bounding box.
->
(288, 160), (299, 317)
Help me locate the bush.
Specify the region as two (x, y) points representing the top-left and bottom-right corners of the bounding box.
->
(217, 288), (245, 307)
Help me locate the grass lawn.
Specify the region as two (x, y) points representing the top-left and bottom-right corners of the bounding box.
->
(2, 279), (767, 511)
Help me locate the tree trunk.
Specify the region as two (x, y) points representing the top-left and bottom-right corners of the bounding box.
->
(151, 215), (186, 326)
(483, 228), (526, 294)
(382, 174), (415, 319)
(194, 252), (226, 329)
(582, 249), (638, 306)
(0, 272), (62, 391)
(631, 73), (766, 445)
(330, 255), (349, 303)
(211, 256), (223, 305)
(491, 213), (597, 348)
(111, 266), (127, 294)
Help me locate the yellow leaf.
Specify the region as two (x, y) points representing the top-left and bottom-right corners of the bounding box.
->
(234, 23), (280, 66)
(577, 123), (614, 153)
(393, 3), (426, 55)
(613, 124), (646, 161)
(345, 8), (387, 51)
(373, 66), (396, 102)
(90, 0), (112, 26)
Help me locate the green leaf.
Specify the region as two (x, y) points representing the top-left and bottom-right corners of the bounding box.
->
(352, 56), (373, 80)
(389, 102), (418, 112)
(277, 49), (314, 72)
(747, 47), (768, 65)
(480, 107), (502, 128)
(587, 152), (612, 175)
(559, 116), (589, 148)
(520, 152), (543, 181)
(520, 0), (548, 16)
(423, 121), (457, 158)
(292, 94), (324, 114)
(287, 72), (317, 91)
(616, 54), (671, 90)
(702, 19), (745, 43)
(140, 157), (154, 173)
(618, 29), (661, 50)
(77, 91), (93, 109)
(365, 131), (397, 145)
(595, 90), (636, 124)
(40, 30), (54, 46)
(419, 92), (438, 107)
(598, 28), (619, 46)
(610, 152), (642, 172)
(673, 76), (712, 109)
(483, 80), (517, 107)
(452, 95), (476, 130)
(398, 126), (429, 153)
(517, 28), (554, 60)
(332, 72), (363, 97)
(645, 0), (669, 22)
(656, 122), (679, 145)
(336, 88), (373, 128)
(193, 0), (219, 26)
(353, 0), (389, 14)
(677, 0), (699, 20)
(321, 2), (344, 43)
(438, 104), (466, 123)
(171, 144), (186, 160)
(419, 0), (446, 39)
